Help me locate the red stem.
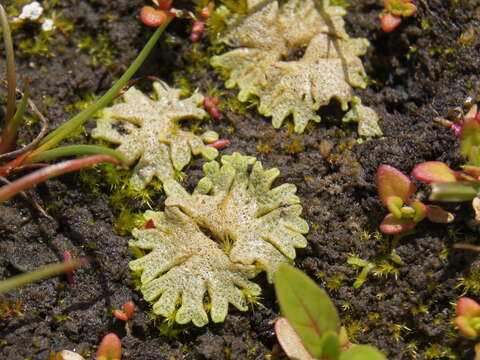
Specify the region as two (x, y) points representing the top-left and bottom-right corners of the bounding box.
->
(0, 155), (119, 202)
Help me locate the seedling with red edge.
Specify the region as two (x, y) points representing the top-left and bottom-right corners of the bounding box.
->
(376, 165), (452, 234)
(455, 297), (480, 338)
(113, 301), (135, 336)
(379, 0), (417, 32)
(96, 333), (121, 360)
(412, 105), (480, 219)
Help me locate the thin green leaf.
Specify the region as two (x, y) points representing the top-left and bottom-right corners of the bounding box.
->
(0, 4), (17, 153)
(0, 77), (30, 153)
(28, 19), (172, 158)
(274, 264), (340, 358)
(0, 259), (88, 295)
(28, 145), (126, 164)
(339, 345), (387, 360)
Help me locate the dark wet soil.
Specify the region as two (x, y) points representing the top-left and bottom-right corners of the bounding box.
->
(1, 0), (480, 359)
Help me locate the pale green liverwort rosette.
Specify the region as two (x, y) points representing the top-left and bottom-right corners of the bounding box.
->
(129, 153), (309, 326)
(211, 0), (382, 136)
(92, 81), (219, 190)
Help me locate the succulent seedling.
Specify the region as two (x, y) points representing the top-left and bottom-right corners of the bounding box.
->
(376, 164), (453, 234)
(113, 301), (135, 336)
(380, 0), (418, 33)
(455, 297), (480, 338)
(412, 104), (480, 219)
(140, 0), (174, 27)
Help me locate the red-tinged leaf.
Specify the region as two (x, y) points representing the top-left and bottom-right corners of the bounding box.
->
(457, 297), (480, 318)
(275, 317), (316, 360)
(462, 165), (480, 178)
(380, 13), (402, 32)
(96, 333), (121, 360)
(207, 139), (230, 149)
(339, 345), (387, 360)
(412, 162), (457, 183)
(113, 310), (128, 322)
(407, 200), (427, 223)
(0, 155), (120, 202)
(62, 250), (74, 285)
(123, 301), (135, 320)
(157, 0), (172, 10)
(140, 7), (169, 27)
(274, 264), (340, 358)
(379, 214), (416, 234)
(376, 165), (415, 205)
(456, 315), (478, 338)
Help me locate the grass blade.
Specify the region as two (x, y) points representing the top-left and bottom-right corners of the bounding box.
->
(0, 4), (17, 154)
(27, 145), (126, 163)
(28, 20), (172, 158)
(0, 77), (30, 154)
(0, 259), (89, 295)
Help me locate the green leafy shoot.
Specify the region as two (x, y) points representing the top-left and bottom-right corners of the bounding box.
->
(27, 19), (172, 159)
(0, 258), (89, 295)
(339, 345), (387, 360)
(274, 264), (387, 360)
(274, 264), (340, 358)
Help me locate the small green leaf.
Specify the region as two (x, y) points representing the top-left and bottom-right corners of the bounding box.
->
(339, 345), (387, 360)
(320, 331), (341, 360)
(274, 264), (340, 358)
(461, 118), (480, 166)
(430, 182), (480, 202)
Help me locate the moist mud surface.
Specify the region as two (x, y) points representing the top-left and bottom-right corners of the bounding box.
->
(1, 0), (479, 359)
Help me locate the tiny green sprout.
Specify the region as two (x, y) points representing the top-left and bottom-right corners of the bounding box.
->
(376, 164), (453, 234)
(273, 264), (387, 360)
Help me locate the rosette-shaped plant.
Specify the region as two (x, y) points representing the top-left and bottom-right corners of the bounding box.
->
(129, 153), (309, 326)
(92, 82), (219, 190)
(210, 0), (381, 136)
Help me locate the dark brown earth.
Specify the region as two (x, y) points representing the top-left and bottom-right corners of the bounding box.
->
(1, 0), (480, 359)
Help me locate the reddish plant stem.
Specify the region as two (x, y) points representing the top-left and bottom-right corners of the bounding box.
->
(0, 155), (120, 202)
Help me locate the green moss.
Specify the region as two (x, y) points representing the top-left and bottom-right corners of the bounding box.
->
(457, 263), (480, 296)
(77, 33), (117, 67)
